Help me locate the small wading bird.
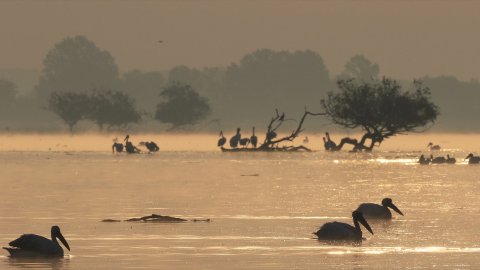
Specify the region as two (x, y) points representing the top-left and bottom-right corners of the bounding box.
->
(313, 210), (373, 241)
(250, 127), (258, 148)
(3, 226), (70, 257)
(356, 198), (404, 219)
(427, 142), (441, 151)
(465, 153), (480, 164)
(217, 131), (226, 147)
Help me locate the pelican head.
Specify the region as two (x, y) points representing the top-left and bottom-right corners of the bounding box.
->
(353, 210), (373, 235)
(52, 226), (70, 251)
(219, 130), (224, 137)
(427, 142), (433, 147)
(465, 153), (473, 160)
(124, 134), (130, 142)
(381, 198), (404, 216)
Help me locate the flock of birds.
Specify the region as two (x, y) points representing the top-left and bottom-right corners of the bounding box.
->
(218, 127), (259, 149)
(2, 198), (403, 256)
(112, 135), (159, 154)
(418, 142), (480, 165)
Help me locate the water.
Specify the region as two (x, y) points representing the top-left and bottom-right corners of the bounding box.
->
(0, 134), (479, 269)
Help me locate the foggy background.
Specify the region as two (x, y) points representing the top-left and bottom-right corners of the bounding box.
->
(0, 1), (479, 133)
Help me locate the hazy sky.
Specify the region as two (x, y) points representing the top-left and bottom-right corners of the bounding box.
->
(1, 1), (480, 80)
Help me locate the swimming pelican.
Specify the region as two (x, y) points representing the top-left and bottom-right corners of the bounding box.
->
(3, 226), (70, 257)
(446, 155), (456, 164)
(112, 142), (124, 153)
(229, 128), (241, 148)
(356, 198), (404, 219)
(465, 153), (480, 164)
(139, 141), (159, 152)
(313, 210), (373, 241)
(427, 142), (441, 151)
(431, 155), (446, 164)
(217, 131), (226, 147)
(250, 127), (258, 148)
(418, 154), (431, 165)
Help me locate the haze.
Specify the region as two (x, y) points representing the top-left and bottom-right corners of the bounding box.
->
(1, 1), (480, 80)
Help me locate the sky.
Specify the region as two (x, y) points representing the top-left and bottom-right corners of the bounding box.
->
(1, 1), (480, 80)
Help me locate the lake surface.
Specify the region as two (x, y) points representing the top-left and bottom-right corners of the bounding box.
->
(0, 134), (479, 269)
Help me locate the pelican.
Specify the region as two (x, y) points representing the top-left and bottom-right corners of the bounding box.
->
(3, 226), (70, 257)
(324, 132), (337, 151)
(356, 198), (404, 219)
(229, 128), (241, 148)
(112, 142), (124, 153)
(431, 155), (446, 164)
(124, 135), (140, 153)
(217, 131), (226, 147)
(427, 142), (441, 151)
(239, 137), (250, 148)
(465, 153), (480, 164)
(139, 141), (159, 152)
(314, 210), (373, 241)
(446, 155), (456, 164)
(418, 154), (431, 165)
(250, 127), (258, 148)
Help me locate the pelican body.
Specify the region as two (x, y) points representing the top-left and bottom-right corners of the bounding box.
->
(314, 210), (373, 241)
(446, 155), (456, 164)
(229, 128), (241, 148)
(250, 127), (258, 148)
(431, 155), (446, 164)
(418, 154), (431, 165)
(217, 131), (226, 147)
(356, 198), (404, 219)
(427, 142), (441, 151)
(3, 226), (70, 257)
(465, 153), (480, 164)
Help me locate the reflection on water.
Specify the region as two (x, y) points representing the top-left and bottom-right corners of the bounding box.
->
(0, 134), (479, 269)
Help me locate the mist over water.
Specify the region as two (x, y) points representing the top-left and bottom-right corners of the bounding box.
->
(0, 133), (479, 269)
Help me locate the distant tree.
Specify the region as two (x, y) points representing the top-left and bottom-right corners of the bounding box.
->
(339, 54), (380, 83)
(225, 49), (332, 127)
(48, 92), (89, 132)
(0, 79), (17, 102)
(35, 35), (119, 99)
(321, 77), (439, 151)
(119, 70), (165, 111)
(88, 90), (141, 130)
(154, 83), (211, 130)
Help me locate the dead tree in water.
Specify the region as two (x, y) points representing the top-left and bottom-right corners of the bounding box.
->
(222, 109), (324, 152)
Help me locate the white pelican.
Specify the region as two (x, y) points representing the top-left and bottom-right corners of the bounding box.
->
(3, 226), (70, 257)
(356, 198), (404, 219)
(427, 142), (441, 151)
(313, 210), (373, 241)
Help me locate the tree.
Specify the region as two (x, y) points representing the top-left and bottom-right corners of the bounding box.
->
(88, 90), (141, 130)
(119, 70), (165, 111)
(321, 77), (439, 151)
(154, 83), (211, 130)
(225, 49), (332, 127)
(339, 54), (380, 83)
(48, 92), (90, 132)
(35, 35), (119, 99)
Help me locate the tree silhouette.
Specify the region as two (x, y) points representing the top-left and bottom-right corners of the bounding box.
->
(88, 90), (141, 130)
(321, 77), (439, 151)
(154, 83), (210, 130)
(35, 35), (119, 99)
(339, 54), (380, 83)
(48, 92), (89, 132)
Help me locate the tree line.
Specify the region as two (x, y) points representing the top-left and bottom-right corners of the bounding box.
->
(0, 35), (478, 132)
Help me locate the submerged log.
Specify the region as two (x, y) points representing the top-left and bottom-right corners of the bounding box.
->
(101, 214), (211, 223)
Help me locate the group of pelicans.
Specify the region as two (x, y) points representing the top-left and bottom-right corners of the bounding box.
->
(2, 198), (403, 257)
(418, 142), (480, 165)
(218, 127), (260, 149)
(112, 135), (159, 154)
